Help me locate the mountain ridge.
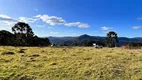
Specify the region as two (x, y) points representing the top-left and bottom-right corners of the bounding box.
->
(48, 34), (142, 46)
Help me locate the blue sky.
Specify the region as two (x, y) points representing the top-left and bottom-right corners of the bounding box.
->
(0, 0), (142, 37)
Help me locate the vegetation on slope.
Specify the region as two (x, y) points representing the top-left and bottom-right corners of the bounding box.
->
(0, 47), (142, 80)
(0, 22), (50, 46)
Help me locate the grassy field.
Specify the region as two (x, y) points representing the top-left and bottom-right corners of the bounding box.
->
(0, 47), (142, 80)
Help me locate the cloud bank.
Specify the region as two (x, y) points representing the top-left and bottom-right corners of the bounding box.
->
(35, 14), (90, 28)
(0, 14), (90, 30)
(64, 22), (90, 28)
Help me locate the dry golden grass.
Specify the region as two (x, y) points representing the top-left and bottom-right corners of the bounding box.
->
(0, 46), (142, 80)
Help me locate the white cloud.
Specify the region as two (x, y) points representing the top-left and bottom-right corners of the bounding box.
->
(0, 14), (17, 22)
(35, 24), (53, 28)
(0, 14), (17, 26)
(49, 31), (59, 34)
(64, 22), (80, 27)
(0, 14), (11, 18)
(132, 26), (142, 29)
(18, 17), (37, 23)
(0, 14), (37, 26)
(36, 14), (90, 28)
(64, 22), (90, 28)
(101, 26), (112, 31)
(0, 14), (91, 30)
(36, 15), (66, 26)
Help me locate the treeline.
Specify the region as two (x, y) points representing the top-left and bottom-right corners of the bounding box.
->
(125, 42), (142, 49)
(0, 22), (50, 46)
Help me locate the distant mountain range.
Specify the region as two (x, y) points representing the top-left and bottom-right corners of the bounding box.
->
(48, 34), (142, 46)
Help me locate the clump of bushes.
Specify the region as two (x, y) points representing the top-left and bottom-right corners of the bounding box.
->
(125, 42), (142, 49)
(1, 52), (15, 55)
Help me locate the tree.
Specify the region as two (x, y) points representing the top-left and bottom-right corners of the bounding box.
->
(0, 22), (51, 46)
(12, 22), (34, 46)
(105, 31), (119, 47)
(12, 22), (34, 37)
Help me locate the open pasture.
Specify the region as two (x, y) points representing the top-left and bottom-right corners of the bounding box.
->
(0, 47), (142, 80)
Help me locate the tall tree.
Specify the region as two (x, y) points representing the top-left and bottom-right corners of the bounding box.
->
(106, 31), (119, 47)
(12, 22), (34, 37)
(12, 22), (34, 46)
